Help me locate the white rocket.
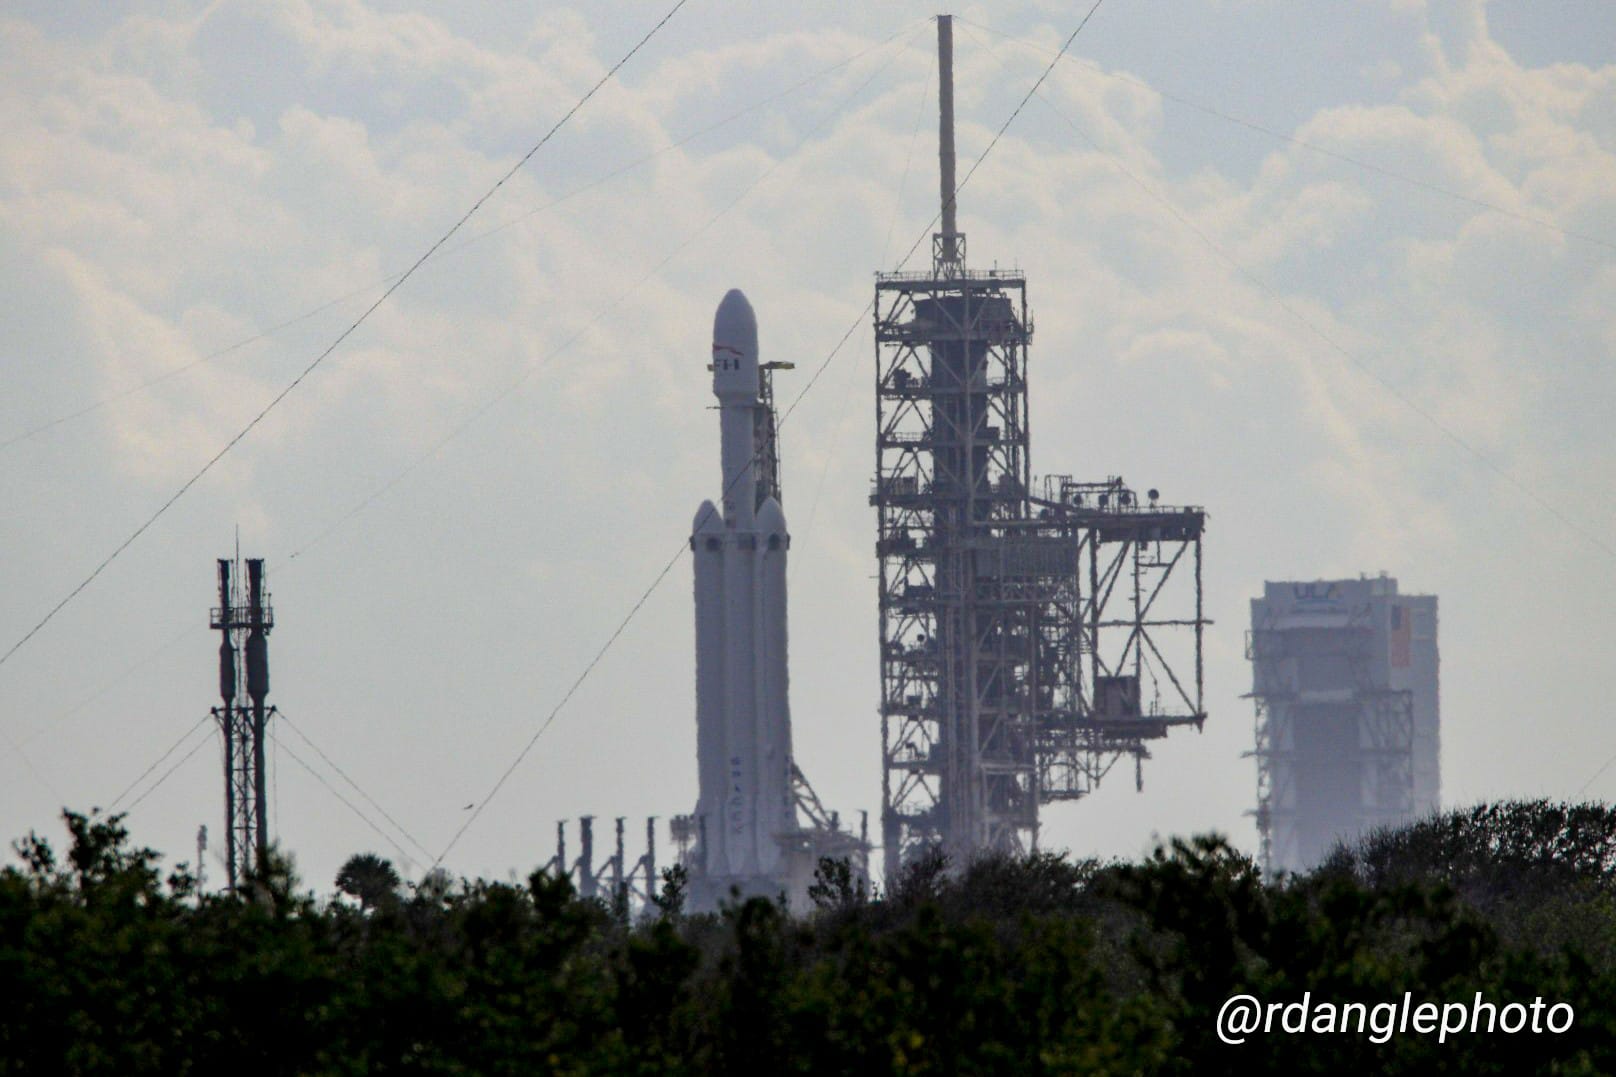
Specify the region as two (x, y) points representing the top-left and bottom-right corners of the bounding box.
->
(691, 289), (796, 885)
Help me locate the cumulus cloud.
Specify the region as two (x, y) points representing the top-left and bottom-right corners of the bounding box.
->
(0, 1), (1610, 882)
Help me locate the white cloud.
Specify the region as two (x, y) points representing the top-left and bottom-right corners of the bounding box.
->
(0, 0), (1611, 887)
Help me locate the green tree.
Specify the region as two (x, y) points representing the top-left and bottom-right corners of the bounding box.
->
(334, 852), (402, 911)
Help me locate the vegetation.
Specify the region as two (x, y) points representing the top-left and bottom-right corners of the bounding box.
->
(3, 802), (1615, 1073)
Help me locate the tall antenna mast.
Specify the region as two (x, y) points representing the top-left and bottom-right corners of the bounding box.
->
(871, 12), (1209, 881)
(936, 14), (962, 272)
(209, 553), (276, 891)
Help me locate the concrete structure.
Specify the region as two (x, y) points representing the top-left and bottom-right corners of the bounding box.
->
(1248, 575), (1439, 874)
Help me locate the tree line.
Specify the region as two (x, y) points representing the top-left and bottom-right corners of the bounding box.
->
(3, 800), (1615, 1073)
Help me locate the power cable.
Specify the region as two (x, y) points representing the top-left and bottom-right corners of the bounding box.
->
(107, 714), (212, 811)
(784, 0), (1111, 423)
(880, 58), (934, 269)
(792, 39), (936, 566)
(1, 24), (916, 458)
(1021, 76), (1616, 561)
(0, 721), (64, 804)
(288, 18), (926, 563)
(0, 0), (692, 676)
(0, 288), (375, 455)
(1577, 748), (1616, 798)
(7, 12), (917, 854)
(958, 15), (1615, 254)
(430, 3), (1109, 869)
(790, 309), (865, 568)
(18, 623), (199, 747)
(123, 723), (214, 814)
(270, 729), (419, 872)
(277, 710), (435, 863)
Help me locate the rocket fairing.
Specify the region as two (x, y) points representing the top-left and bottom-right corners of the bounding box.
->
(691, 289), (796, 885)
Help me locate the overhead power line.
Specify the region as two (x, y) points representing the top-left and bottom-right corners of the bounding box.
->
(431, 2), (1109, 869)
(121, 721), (215, 815)
(1, 22), (916, 458)
(4, 25), (917, 802)
(0, 720), (64, 804)
(959, 15), (1615, 254)
(19, 623), (199, 747)
(1018, 75), (1616, 562)
(1577, 746), (1616, 798)
(793, 22), (937, 576)
(270, 730), (420, 873)
(107, 714), (213, 812)
(0, 0), (692, 677)
(879, 59), (935, 269)
(277, 711), (435, 864)
(287, 18), (927, 563)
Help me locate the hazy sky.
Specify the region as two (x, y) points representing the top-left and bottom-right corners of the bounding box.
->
(2, 0), (1613, 891)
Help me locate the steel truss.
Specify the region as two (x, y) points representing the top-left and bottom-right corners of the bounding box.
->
(873, 256), (1207, 876)
(209, 557), (275, 891)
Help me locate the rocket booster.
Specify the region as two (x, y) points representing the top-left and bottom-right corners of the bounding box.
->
(712, 288), (758, 527)
(692, 289), (795, 883)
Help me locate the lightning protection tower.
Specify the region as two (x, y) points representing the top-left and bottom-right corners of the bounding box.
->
(872, 16), (1208, 875)
(210, 555), (275, 890)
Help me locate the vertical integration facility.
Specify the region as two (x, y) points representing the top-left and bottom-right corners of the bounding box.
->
(872, 17), (1210, 876)
(1248, 575), (1439, 874)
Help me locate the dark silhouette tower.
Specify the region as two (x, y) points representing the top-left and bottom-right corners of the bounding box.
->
(210, 556), (275, 889)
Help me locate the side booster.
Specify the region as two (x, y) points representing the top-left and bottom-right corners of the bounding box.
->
(691, 289), (795, 889)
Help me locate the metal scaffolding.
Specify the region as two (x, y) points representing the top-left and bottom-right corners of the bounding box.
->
(547, 816), (660, 908)
(872, 16), (1208, 877)
(209, 555), (275, 891)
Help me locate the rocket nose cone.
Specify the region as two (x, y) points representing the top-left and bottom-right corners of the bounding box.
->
(757, 496), (787, 536)
(693, 499), (724, 534)
(713, 289), (758, 359)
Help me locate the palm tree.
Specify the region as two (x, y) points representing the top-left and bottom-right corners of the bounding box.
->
(335, 852), (401, 911)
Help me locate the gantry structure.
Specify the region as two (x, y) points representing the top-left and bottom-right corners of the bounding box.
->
(872, 16), (1208, 875)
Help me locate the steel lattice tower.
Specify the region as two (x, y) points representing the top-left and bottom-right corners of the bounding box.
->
(210, 556), (275, 890)
(874, 16), (1208, 877)
(872, 241), (1035, 861)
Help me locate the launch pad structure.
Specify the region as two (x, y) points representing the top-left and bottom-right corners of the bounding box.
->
(544, 292), (867, 914)
(873, 17), (1209, 874)
(176, 18), (1211, 906)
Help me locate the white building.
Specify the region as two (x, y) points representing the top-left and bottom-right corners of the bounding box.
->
(1249, 575), (1439, 873)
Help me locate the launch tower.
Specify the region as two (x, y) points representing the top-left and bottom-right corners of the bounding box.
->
(872, 16), (1209, 874)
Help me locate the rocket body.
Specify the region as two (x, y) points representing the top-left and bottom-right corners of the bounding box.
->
(692, 289), (795, 885)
